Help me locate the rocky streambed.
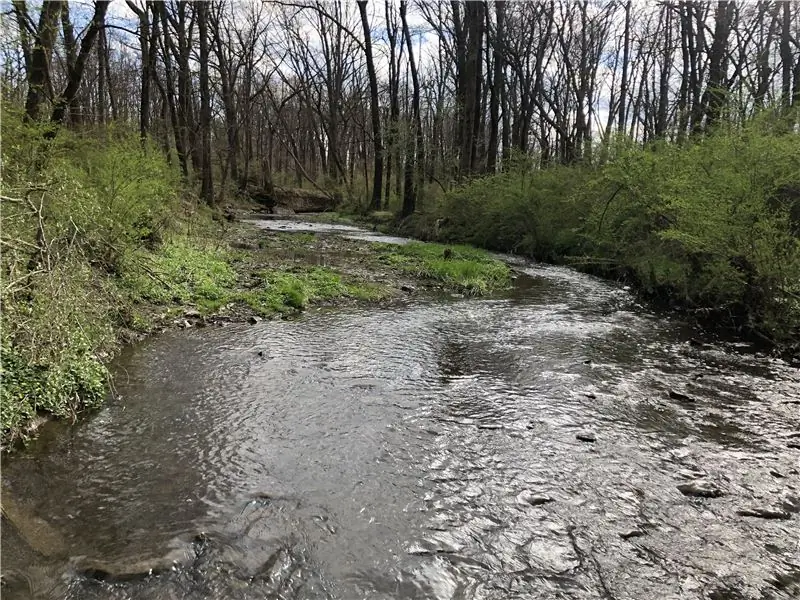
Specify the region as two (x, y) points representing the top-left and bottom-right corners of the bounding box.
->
(2, 222), (799, 600)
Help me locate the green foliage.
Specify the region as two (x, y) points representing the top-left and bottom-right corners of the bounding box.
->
(434, 165), (590, 260)
(584, 117), (800, 337)
(1, 336), (108, 437)
(242, 267), (387, 315)
(377, 242), (511, 295)
(412, 114), (800, 342)
(1, 107), (181, 444)
(121, 241), (237, 311)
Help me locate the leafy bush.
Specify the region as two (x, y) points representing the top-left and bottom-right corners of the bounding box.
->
(435, 164), (590, 260)
(412, 113), (800, 343)
(1, 108), (182, 444)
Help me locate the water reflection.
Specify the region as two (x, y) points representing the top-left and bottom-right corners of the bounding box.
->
(2, 254), (799, 600)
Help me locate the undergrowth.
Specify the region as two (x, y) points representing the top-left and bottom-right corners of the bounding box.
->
(376, 242), (511, 295)
(397, 113), (800, 346)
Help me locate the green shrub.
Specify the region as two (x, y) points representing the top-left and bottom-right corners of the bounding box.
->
(1, 107), (182, 443)
(404, 113), (800, 342)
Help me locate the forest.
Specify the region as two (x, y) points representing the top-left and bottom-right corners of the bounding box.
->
(2, 1), (800, 440)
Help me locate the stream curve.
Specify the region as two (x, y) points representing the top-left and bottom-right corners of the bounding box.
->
(2, 224), (799, 600)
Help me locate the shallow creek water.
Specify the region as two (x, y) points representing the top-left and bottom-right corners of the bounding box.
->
(2, 223), (799, 600)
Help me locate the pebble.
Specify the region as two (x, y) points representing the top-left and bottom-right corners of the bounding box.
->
(676, 480), (724, 498)
(619, 529), (646, 540)
(669, 389), (697, 403)
(736, 507), (792, 520)
(517, 491), (554, 506)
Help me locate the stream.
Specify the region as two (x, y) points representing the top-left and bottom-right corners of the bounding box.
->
(2, 222), (799, 600)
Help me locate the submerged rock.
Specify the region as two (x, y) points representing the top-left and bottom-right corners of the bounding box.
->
(677, 480), (724, 498)
(76, 548), (193, 583)
(576, 431), (596, 443)
(619, 529), (646, 540)
(516, 491), (554, 506)
(668, 389), (697, 403)
(736, 507), (792, 520)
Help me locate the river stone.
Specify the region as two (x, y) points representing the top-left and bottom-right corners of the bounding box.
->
(526, 537), (579, 573)
(619, 529), (646, 540)
(782, 494), (800, 513)
(677, 480), (724, 498)
(249, 315), (262, 324)
(576, 431), (596, 443)
(668, 389), (697, 403)
(516, 491), (554, 507)
(77, 548), (193, 582)
(737, 507), (792, 520)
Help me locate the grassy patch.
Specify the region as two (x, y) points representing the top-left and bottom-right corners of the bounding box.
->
(120, 240), (238, 314)
(241, 266), (389, 315)
(376, 242), (511, 295)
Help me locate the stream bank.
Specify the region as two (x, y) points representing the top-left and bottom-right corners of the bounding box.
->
(2, 221), (798, 599)
(1, 214), (511, 448)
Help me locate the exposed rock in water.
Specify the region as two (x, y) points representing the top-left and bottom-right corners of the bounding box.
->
(516, 491), (554, 506)
(76, 548), (194, 583)
(736, 507), (792, 520)
(669, 389), (697, 403)
(782, 494), (800, 514)
(248, 315), (262, 324)
(677, 480), (724, 498)
(619, 529), (646, 540)
(576, 431), (596, 443)
(0, 485), (68, 559)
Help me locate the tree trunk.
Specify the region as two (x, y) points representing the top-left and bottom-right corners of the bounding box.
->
(357, 0), (383, 211)
(459, 0), (485, 176)
(617, 0), (631, 133)
(401, 0), (423, 217)
(24, 1), (62, 122)
(196, 0), (213, 204)
(781, 0), (793, 108)
(487, 1), (504, 173)
(703, 1), (732, 129)
(51, 1), (110, 125)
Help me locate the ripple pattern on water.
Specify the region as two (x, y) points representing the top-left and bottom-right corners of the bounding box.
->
(2, 261), (799, 600)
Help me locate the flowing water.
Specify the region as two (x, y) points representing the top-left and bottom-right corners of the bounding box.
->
(2, 224), (799, 600)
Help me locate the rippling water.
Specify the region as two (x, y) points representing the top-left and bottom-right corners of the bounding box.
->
(2, 248), (799, 600)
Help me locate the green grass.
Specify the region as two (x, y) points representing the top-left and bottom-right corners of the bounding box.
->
(241, 266), (389, 315)
(376, 242), (511, 295)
